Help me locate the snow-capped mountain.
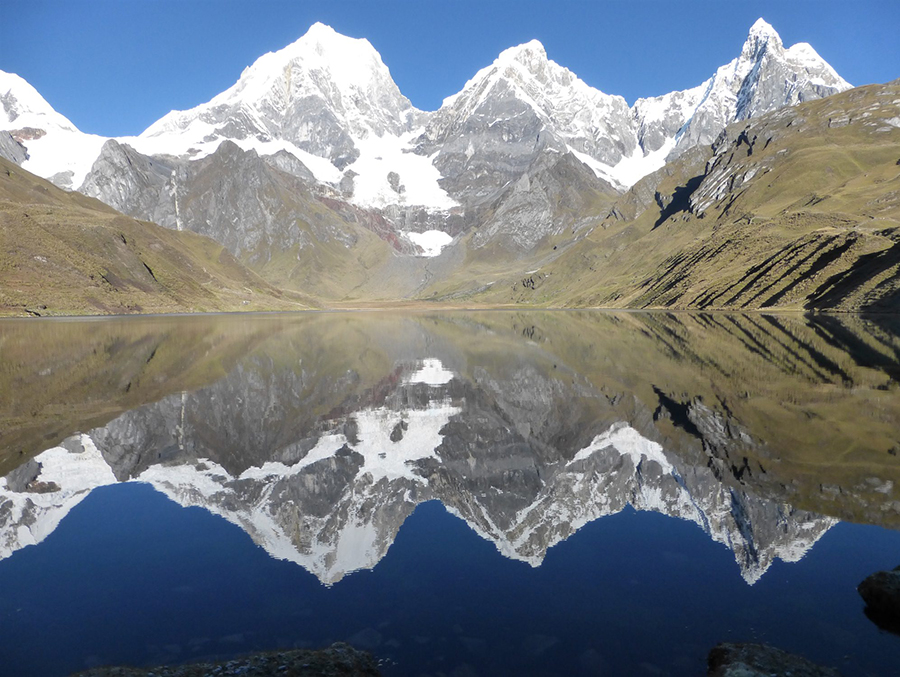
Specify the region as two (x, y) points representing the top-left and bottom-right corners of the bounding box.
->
(415, 40), (642, 196)
(142, 22), (419, 159)
(3, 20), (850, 198)
(130, 22), (456, 212)
(632, 19), (852, 160)
(0, 70), (106, 189)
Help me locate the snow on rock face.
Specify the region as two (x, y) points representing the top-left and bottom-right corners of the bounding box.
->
(341, 132), (458, 210)
(404, 229), (454, 257)
(0, 70), (107, 189)
(434, 39), (637, 165)
(631, 18), (852, 162)
(138, 22), (421, 170)
(2, 18), (852, 204)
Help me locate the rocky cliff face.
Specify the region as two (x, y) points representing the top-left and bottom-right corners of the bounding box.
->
(79, 139), (178, 229)
(0, 130), (27, 164)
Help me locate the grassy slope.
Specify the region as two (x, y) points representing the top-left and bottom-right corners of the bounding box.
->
(0, 157), (316, 316)
(473, 82), (900, 311)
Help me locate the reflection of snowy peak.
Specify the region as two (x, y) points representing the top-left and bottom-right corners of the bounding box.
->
(0, 357), (836, 586)
(0, 436), (116, 560)
(459, 422), (834, 584)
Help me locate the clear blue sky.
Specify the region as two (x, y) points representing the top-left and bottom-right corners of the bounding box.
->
(2, 0), (898, 136)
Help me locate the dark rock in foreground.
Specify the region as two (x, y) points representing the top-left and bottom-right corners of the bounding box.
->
(708, 642), (841, 676)
(858, 565), (900, 634)
(71, 643), (380, 677)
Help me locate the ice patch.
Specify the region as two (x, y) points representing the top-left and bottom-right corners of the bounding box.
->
(353, 402), (460, 482)
(344, 132), (458, 210)
(569, 137), (675, 190)
(404, 229), (454, 257)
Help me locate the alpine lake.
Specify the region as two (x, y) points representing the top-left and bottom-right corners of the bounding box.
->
(1, 310), (899, 676)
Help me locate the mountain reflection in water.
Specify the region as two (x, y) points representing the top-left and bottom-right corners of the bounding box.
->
(1, 310), (899, 675)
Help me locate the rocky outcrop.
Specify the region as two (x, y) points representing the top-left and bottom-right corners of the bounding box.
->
(79, 139), (178, 229)
(0, 130), (27, 164)
(708, 643), (841, 677)
(858, 565), (900, 633)
(469, 149), (617, 251)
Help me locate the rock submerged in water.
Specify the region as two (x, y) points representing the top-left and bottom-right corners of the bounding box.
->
(858, 565), (900, 634)
(71, 642), (380, 676)
(707, 642), (841, 676)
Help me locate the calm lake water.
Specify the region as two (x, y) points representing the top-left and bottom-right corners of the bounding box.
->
(1, 310), (899, 676)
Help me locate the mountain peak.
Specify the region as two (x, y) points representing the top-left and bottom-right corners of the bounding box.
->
(748, 17), (778, 38)
(0, 70), (77, 133)
(498, 39), (548, 65)
(293, 22), (379, 58)
(269, 23), (385, 87)
(305, 21), (339, 38)
(742, 18), (783, 55)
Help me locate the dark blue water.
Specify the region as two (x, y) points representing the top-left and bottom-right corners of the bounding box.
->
(1, 482), (898, 677)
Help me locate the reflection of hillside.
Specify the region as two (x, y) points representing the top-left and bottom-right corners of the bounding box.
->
(0, 315), (281, 475)
(0, 311), (896, 585)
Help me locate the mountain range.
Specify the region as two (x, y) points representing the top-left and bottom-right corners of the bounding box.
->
(2, 19), (898, 313)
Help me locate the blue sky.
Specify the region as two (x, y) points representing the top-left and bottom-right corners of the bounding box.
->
(2, 0), (898, 136)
